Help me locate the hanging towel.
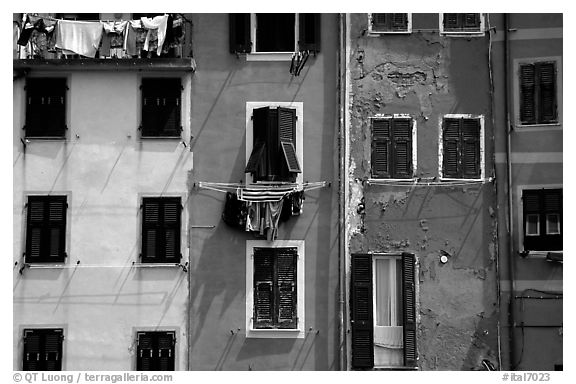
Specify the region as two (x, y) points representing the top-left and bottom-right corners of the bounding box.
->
(101, 20), (128, 48)
(55, 19), (103, 58)
(264, 200), (284, 241)
(373, 326), (404, 349)
(140, 14), (169, 55)
(237, 186), (296, 203)
(246, 202), (261, 232)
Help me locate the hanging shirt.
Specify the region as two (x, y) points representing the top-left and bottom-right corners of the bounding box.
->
(55, 19), (103, 58)
(140, 14), (169, 55)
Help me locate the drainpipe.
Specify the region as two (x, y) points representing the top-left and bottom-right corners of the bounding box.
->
(504, 13), (517, 371)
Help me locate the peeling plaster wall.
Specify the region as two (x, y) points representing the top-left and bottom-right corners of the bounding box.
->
(346, 13), (499, 370)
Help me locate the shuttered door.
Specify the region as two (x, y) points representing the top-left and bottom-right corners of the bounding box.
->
(538, 62), (557, 123)
(298, 14), (321, 52)
(141, 79), (181, 137)
(371, 119), (391, 178)
(229, 14), (251, 53)
(254, 248), (275, 329)
(461, 118), (481, 178)
(520, 64), (537, 124)
(142, 197), (181, 263)
(392, 119), (413, 178)
(278, 107), (301, 175)
(26, 196), (67, 263)
(401, 252), (417, 367)
(23, 329), (63, 371)
(350, 254), (374, 369)
(25, 78), (67, 138)
(442, 118), (461, 178)
(276, 248), (297, 329)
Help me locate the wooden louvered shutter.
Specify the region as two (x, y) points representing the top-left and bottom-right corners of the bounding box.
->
(229, 13), (251, 53)
(461, 119), (481, 178)
(246, 107), (270, 176)
(25, 78), (67, 138)
(137, 333), (155, 371)
(372, 119), (391, 178)
(392, 119), (413, 178)
(401, 252), (417, 367)
(523, 190), (541, 251)
(162, 198), (182, 262)
(142, 198), (181, 263)
(26, 196), (67, 263)
(26, 198), (45, 263)
(520, 64), (536, 124)
(254, 248), (274, 329)
(278, 107), (301, 174)
(23, 329), (63, 371)
(392, 13), (408, 31)
(543, 189), (562, 250)
(44, 330), (63, 371)
(142, 199), (160, 262)
(23, 330), (41, 370)
(443, 13), (459, 30)
(538, 62), (557, 123)
(443, 118), (461, 178)
(524, 189), (562, 251)
(350, 254), (374, 369)
(298, 14), (320, 52)
(371, 13), (388, 31)
(141, 79), (181, 137)
(463, 13), (481, 30)
(157, 332), (175, 371)
(276, 248), (297, 329)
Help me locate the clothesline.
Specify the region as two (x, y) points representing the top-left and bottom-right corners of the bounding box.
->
(366, 177), (494, 188)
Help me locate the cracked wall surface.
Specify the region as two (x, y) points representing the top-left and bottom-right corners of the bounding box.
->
(347, 13), (499, 370)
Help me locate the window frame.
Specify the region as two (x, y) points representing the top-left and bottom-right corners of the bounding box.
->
(438, 114), (485, 180)
(22, 328), (64, 371)
(439, 13), (485, 36)
(520, 187), (562, 253)
(370, 114), (417, 180)
(251, 13), (298, 55)
(139, 77), (183, 139)
(135, 331), (176, 371)
(140, 196), (183, 264)
(24, 77), (68, 140)
(24, 195), (68, 264)
(245, 240), (305, 338)
(245, 102), (303, 186)
(367, 13), (412, 34)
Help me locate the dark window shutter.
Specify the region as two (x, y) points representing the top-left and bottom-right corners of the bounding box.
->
(23, 331), (41, 371)
(463, 13), (481, 30)
(254, 248), (275, 329)
(248, 107), (271, 180)
(523, 189), (562, 251)
(157, 332), (175, 371)
(25, 78), (67, 138)
(298, 13), (320, 52)
(162, 198), (181, 261)
(461, 118), (481, 178)
(371, 119), (391, 178)
(245, 141), (266, 173)
(136, 333), (154, 371)
(401, 252), (417, 367)
(350, 254), (374, 369)
(142, 197), (181, 263)
(443, 118), (462, 178)
(229, 13), (251, 53)
(278, 107), (301, 174)
(276, 248), (297, 328)
(520, 64), (536, 124)
(538, 62), (557, 123)
(141, 78), (181, 137)
(26, 196), (67, 263)
(392, 119), (413, 178)
(371, 13), (389, 31)
(443, 13), (459, 30)
(391, 13), (408, 31)
(44, 331), (63, 371)
(23, 329), (63, 371)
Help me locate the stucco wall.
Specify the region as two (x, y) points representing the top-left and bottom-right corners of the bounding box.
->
(346, 13), (499, 370)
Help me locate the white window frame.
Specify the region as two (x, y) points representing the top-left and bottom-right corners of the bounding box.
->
(439, 13), (485, 36)
(246, 14), (299, 61)
(513, 56), (562, 130)
(246, 240), (305, 338)
(525, 214), (540, 236)
(438, 114), (485, 180)
(245, 102), (304, 186)
(546, 214), (561, 235)
(367, 13), (412, 34)
(368, 114), (418, 181)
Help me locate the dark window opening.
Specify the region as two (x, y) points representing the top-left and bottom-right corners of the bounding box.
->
(55, 13), (100, 21)
(371, 13), (409, 32)
(25, 195), (67, 263)
(520, 62), (558, 125)
(141, 197), (182, 263)
(443, 13), (482, 32)
(523, 189), (562, 251)
(371, 117), (413, 178)
(141, 78), (182, 138)
(136, 331), (175, 371)
(442, 117), (481, 179)
(25, 78), (67, 138)
(256, 14), (295, 52)
(253, 247), (297, 330)
(23, 329), (63, 371)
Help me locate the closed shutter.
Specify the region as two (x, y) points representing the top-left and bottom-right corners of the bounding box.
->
(298, 14), (320, 52)
(26, 196), (67, 263)
(443, 118), (461, 178)
(401, 252), (417, 367)
(350, 254), (374, 369)
(371, 119), (391, 178)
(157, 332), (175, 371)
(25, 78), (67, 138)
(23, 331), (41, 370)
(44, 331), (63, 371)
(141, 79), (181, 137)
(523, 189), (562, 251)
(278, 107), (301, 174)
(229, 13), (251, 53)
(23, 329), (63, 371)
(276, 248), (297, 329)
(142, 197), (181, 263)
(136, 333), (154, 371)
(538, 62), (557, 123)
(254, 248), (274, 329)
(443, 13), (460, 30)
(461, 118), (481, 178)
(391, 13), (409, 31)
(163, 198), (181, 261)
(520, 64), (536, 124)
(392, 119), (413, 178)
(463, 13), (481, 31)
(444, 13), (480, 32)
(371, 13), (388, 31)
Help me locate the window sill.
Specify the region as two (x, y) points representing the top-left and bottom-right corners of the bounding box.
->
(247, 327), (303, 339)
(23, 263), (67, 269)
(132, 262), (183, 268)
(440, 31), (485, 37)
(24, 137), (67, 141)
(519, 250), (563, 259)
(372, 366), (419, 371)
(515, 123), (562, 131)
(140, 136), (182, 140)
(245, 52), (294, 62)
(368, 30), (412, 35)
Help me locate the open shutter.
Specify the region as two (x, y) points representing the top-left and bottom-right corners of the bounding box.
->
(298, 14), (320, 52)
(461, 118), (481, 178)
(350, 254), (374, 369)
(278, 107), (301, 174)
(520, 64), (536, 124)
(229, 13), (251, 53)
(402, 252), (417, 367)
(254, 248), (274, 329)
(137, 333), (155, 371)
(372, 119), (391, 178)
(538, 62), (557, 123)
(157, 332), (175, 371)
(392, 119), (412, 178)
(25, 78), (67, 138)
(276, 248), (297, 329)
(162, 198), (182, 261)
(442, 118), (461, 178)
(543, 190), (562, 250)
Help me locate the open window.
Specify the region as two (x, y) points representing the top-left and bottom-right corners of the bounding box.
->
(25, 78), (67, 139)
(141, 197), (182, 263)
(23, 328), (63, 371)
(368, 13), (411, 34)
(136, 331), (175, 371)
(371, 116), (415, 179)
(522, 189), (562, 251)
(440, 13), (484, 35)
(140, 78), (182, 138)
(25, 195), (67, 263)
(440, 115), (484, 179)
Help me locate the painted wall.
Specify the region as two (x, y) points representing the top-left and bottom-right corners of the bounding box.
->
(489, 13), (563, 371)
(186, 14), (340, 370)
(13, 71), (193, 370)
(345, 13), (499, 370)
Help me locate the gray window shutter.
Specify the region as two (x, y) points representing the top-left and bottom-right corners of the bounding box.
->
(538, 62), (557, 123)
(461, 118), (481, 178)
(442, 118), (462, 178)
(277, 107), (301, 174)
(245, 107), (271, 179)
(392, 118), (413, 178)
(23, 329), (63, 371)
(254, 248), (275, 329)
(26, 196), (67, 263)
(142, 197), (181, 263)
(371, 119), (391, 178)
(276, 248), (297, 329)
(520, 64), (537, 124)
(401, 252), (417, 367)
(350, 254), (374, 369)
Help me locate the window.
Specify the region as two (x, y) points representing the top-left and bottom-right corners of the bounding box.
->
(25, 78), (67, 138)
(246, 240), (305, 338)
(140, 78), (182, 138)
(55, 13), (100, 21)
(141, 197), (182, 263)
(229, 14), (320, 55)
(371, 116), (414, 179)
(523, 189), (562, 251)
(23, 328), (63, 371)
(25, 195), (67, 263)
(368, 13), (411, 33)
(245, 103), (303, 184)
(136, 331), (175, 371)
(350, 253), (417, 369)
(519, 62), (558, 125)
(440, 116), (483, 179)
(440, 13), (484, 35)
